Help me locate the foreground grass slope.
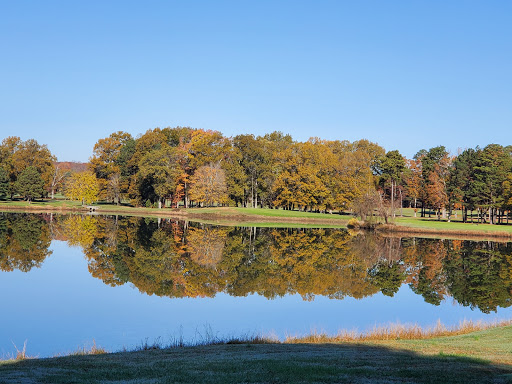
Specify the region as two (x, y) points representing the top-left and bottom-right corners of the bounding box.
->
(2, 326), (512, 384)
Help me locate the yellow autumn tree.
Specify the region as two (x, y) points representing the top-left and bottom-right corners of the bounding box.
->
(189, 163), (229, 207)
(66, 171), (99, 205)
(62, 215), (99, 249)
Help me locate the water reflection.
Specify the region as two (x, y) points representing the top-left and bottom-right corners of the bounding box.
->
(0, 213), (52, 272)
(2, 213), (512, 314)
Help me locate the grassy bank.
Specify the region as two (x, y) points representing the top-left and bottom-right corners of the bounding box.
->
(378, 209), (512, 239)
(395, 212), (512, 233)
(2, 200), (512, 237)
(1, 324), (512, 383)
(0, 200), (353, 227)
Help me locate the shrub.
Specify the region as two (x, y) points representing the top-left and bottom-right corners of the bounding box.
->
(347, 217), (361, 229)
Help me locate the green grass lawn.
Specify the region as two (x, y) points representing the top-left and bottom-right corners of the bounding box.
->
(2, 200), (512, 235)
(392, 208), (512, 234)
(0, 200), (353, 227)
(0, 198), (82, 208)
(1, 326), (511, 383)
(192, 206), (352, 219)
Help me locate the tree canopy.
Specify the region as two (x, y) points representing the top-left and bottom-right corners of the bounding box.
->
(65, 171), (99, 205)
(15, 166), (45, 202)
(1, 131), (512, 224)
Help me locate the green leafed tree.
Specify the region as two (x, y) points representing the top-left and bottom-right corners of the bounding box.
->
(137, 147), (181, 208)
(471, 144), (511, 224)
(0, 136), (56, 199)
(0, 167), (8, 199)
(378, 150), (406, 218)
(15, 166), (45, 202)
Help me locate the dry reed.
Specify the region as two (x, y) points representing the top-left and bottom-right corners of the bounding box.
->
(69, 340), (107, 356)
(284, 319), (512, 343)
(11, 340), (28, 360)
(3, 320), (511, 361)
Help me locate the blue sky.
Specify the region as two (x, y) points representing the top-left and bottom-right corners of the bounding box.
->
(1, 1), (511, 162)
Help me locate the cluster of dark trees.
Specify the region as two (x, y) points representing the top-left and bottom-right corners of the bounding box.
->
(0, 137), (90, 202)
(387, 144), (512, 224)
(2, 213), (511, 313)
(448, 145), (512, 223)
(1, 129), (512, 224)
(0, 137), (56, 202)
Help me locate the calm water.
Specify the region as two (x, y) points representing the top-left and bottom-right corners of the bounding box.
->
(1, 212), (512, 358)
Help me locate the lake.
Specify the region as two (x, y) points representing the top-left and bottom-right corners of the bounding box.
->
(1, 212), (511, 358)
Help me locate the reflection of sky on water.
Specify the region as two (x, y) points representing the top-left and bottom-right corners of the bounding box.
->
(1, 240), (511, 358)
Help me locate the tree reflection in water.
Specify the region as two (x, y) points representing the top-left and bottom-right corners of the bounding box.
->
(1, 212), (512, 313)
(0, 213), (52, 272)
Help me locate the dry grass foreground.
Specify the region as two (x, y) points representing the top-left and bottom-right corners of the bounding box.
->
(2, 323), (512, 384)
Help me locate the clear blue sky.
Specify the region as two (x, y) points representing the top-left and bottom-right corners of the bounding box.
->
(1, 1), (511, 162)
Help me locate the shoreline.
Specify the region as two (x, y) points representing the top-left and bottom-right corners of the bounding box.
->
(2, 203), (512, 240)
(0, 203), (351, 226)
(377, 223), (512, 240)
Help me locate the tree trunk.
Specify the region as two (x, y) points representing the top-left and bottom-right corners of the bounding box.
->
(399, 189), (403, 217)
(391, 180), (395, 218)
(255, 180), (258, 208)
(184, 181), (189, 208)
(251, 176), (254, 208)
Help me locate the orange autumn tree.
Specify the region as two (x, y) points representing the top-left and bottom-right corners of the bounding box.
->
(186, 226), (228, 268)
(403, 158), (422, 217)
(426, 164), (449, 220)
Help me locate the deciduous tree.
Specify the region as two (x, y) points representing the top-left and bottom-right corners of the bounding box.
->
(0, 167), (8, 199)
(137, 148), (181, 208)
(189, 163), (229, 207)
(66, 171), (99, 205)
(0, 137), (56, 198)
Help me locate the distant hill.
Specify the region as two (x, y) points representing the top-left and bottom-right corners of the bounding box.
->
(55, 161), (89, 173)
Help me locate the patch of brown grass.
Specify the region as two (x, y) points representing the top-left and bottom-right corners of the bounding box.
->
(285, 319), (512, 343)
(69, 340), (108, 356)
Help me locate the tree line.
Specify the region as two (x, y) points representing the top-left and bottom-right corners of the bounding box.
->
(1, 129), (512, 223)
